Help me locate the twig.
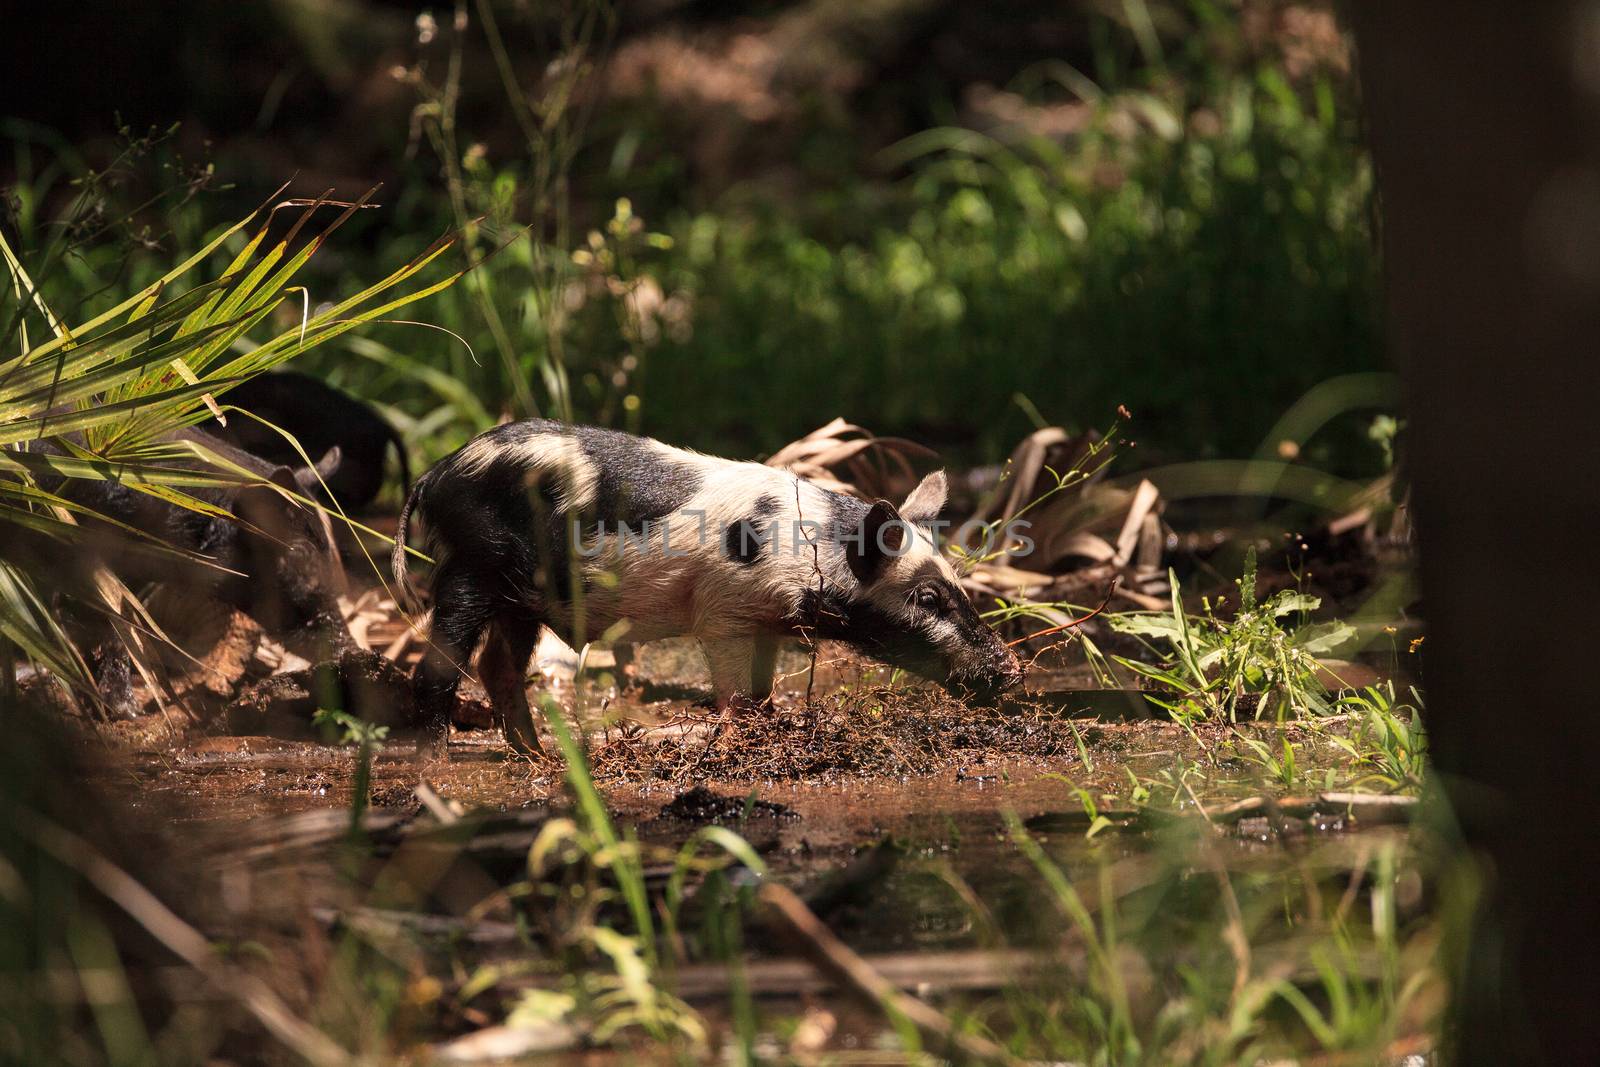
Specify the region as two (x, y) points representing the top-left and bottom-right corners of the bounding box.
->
(486, 947), (1056, 1000)
(759, 882), (1018, 1065)
(794, 477), (825, 706)
(685, 716), (731, 778)
(415, 781), (461, 825)
(1007, 577), (1119, 647)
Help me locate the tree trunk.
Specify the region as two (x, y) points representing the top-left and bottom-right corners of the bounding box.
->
(1349, 4), (1600, 1061)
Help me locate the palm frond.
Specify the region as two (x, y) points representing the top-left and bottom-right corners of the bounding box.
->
(0, 193), (463, 705)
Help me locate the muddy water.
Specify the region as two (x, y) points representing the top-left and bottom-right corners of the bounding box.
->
(114, 718), (1178, 839)
(105, 689), (1399, 950)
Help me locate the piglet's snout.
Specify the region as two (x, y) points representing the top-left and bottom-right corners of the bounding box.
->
(954, 642), (1025, 704)
(995, 647), (1026, 692)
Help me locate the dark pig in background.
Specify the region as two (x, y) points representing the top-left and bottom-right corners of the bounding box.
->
(19, 427), (354, 717)
(214, 370), (410, 510)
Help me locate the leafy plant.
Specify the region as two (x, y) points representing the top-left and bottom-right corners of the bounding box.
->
(1327, 681), (1428, 790)
(1108, 550), (1356, 721)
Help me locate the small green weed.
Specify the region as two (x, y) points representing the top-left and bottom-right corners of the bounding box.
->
(311, 708), (388, 832)
(1234, 731), (1303, 790)
(1109, 549), (1357, 722)
(1329, 681), (1428, 790)
(311, 707), (390, 749)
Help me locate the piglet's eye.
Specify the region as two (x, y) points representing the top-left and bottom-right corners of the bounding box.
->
(916, 587), (941, 612)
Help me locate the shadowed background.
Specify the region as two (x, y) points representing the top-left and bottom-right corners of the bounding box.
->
(1, 0), (1384, 470)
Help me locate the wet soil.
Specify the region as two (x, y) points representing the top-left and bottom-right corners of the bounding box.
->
(80, 632), (1425, 1060)
(99, 629), (1408, 865)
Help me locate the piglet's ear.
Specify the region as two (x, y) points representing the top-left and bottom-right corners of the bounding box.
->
(847, 498), (905, 586)
(898, 470), (948, 527)
(293, 447), (342, 496)
(312, 445), (343, 481)
(267, 465), (304, 500)
(236, 467), (303, 545)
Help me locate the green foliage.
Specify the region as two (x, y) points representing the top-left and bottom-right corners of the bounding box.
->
(626, 50), (1376, 459)
(1109, 552), (1358, 722)
(1329, 681), (1429, 790)
(135, 0), (1375, 468)
(999, 814), (1436, 1063)
(6, 5), (1381, 470)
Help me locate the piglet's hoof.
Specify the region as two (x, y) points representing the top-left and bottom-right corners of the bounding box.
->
(504, 727), (545, 760)
(500, 707), (547, 759)
(225, 649), (417, 738)
(714, 694), (772, 719)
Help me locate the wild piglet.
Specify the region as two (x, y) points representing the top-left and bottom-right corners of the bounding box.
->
(393, 421), (1024, 753)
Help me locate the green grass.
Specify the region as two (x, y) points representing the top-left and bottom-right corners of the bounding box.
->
(1330, 681), (1428, 791)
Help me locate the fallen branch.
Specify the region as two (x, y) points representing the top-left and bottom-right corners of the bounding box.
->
(1208, 792), (1419, 826)
(758, 882), (1019, 1066)
(1024, 792), (1419, 834)
(17, 808), (352, 1067)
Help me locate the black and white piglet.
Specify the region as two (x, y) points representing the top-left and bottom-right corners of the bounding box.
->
(393, 421), (1024, 753)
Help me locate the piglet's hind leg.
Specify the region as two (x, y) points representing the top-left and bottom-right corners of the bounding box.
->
(412, 561), (495, 756)
(480, 617), (543, 756)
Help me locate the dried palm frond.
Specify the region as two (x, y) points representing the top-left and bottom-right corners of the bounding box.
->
(958, 426), (1171, 626)
(766, 417), (936, 500)
(966, 427), (1107, 529)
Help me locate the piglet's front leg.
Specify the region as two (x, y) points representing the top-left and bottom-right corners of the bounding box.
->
(699, 636), (759, 714)
(749, 633), (779, 706)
